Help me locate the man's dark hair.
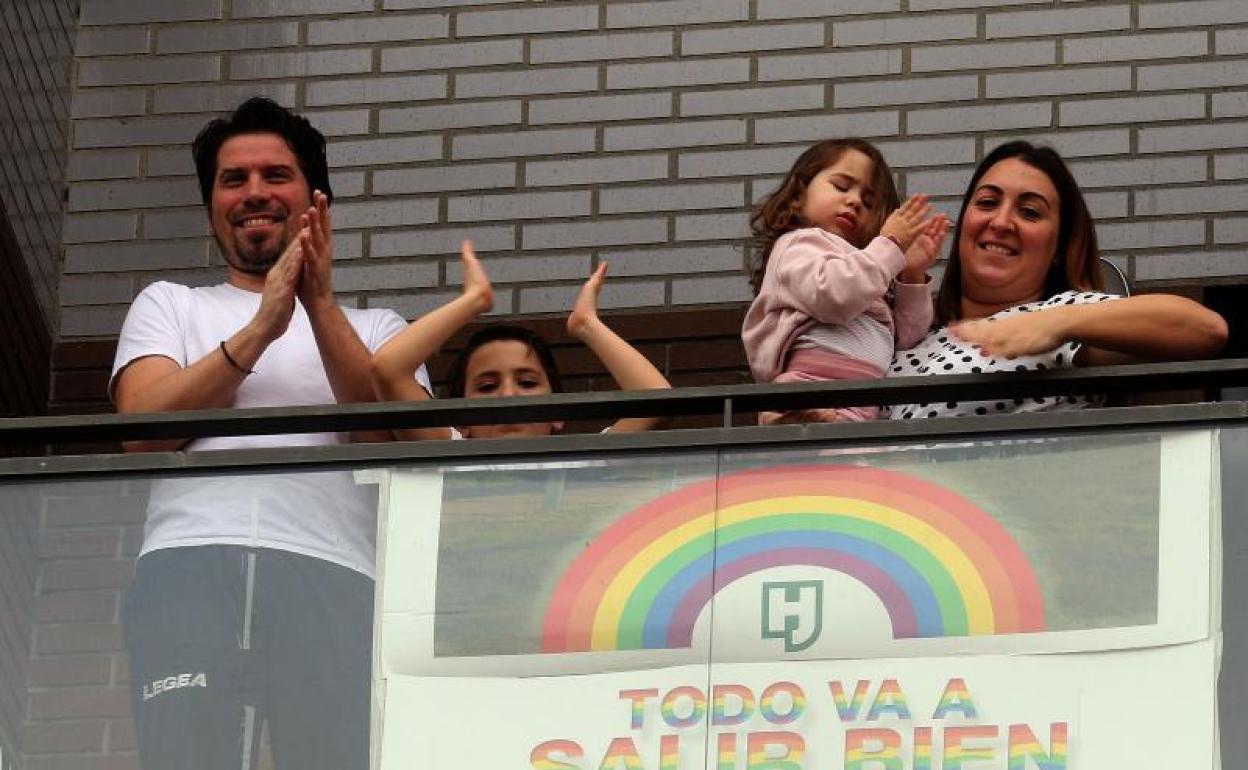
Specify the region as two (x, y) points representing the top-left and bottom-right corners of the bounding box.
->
(447, 324), (563, 399)
(192, 96), (333, 208)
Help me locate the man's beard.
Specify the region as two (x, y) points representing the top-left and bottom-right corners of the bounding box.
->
(221, 229), (288, 275)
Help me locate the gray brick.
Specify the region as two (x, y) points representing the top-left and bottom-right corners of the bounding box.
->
(672, 273), (751, 305)
(873, 137), (976, 168)
(332, 171), (365, 199)
(332, 198), (439, 229)
(308, 14), (449, 45)
(156, 21), (299, 54)
(755, 110), (898, 143)
(307, 74), (446, 107)
(305, 109), (372, 137)
(680, 84), (823, 117)
(904, 166), (977, 197)
(332, 231), (365, 260)
(609, 58), (750, 90)
(834, 14), (975, 47)
(526, 154), (669, 187)
(911, 0), (1046, 8)
(600, 244), (743, 276)
(64, 239), (211, 272)
(457, 66), (598, 98)
(600, 181), (744, 214)
(376, 288), (513, 320)
(1063, 32), (1207, 64)
(757, 0), (895, 20)
(530, 31), (672, 64)
(986, 65), (1129, 99)
(1140, 0), (1248, 28)
(234, 0), (373, 17)
(1214, 217), (1248, 244)
(381, 40), (523, 72)
(459, 5), (598, 37)
(607, 0), (747, 28)
(373, 162), (517, 194)
(1135, 184), (1248, 216)
(333, 262), (439, 292)
(1096, 220), (1206, 251)
(1136, 250), (1244, 281)
(66, 150), (141, 182)
(60, 273), (135, 305)
(1060, 93), (1206, 128)
(521, 278), (664, 313)
(380, 101), (522, 133)
(1139, 61), (1248, 92)
(59, 304), (131, 336)
(382, 0), (528, 7)
(1213, 91), (1248, 117)
(986, 5), (1130, 39)
(448, 190), (591, 222)
(675, 211), (745, 241)
(146, 148), (196, 177)
(75, 27), (150, 56)
(68, 179), (202, 212)
(682, 22), (824, 55)
(143, 209), (210, 239)
(679, 146), (803, 179)
(907, 102), (1051, 135)
(1139, 122), (1248, 154)
(759, 49), (900, 81)
(912, 40), (1054, 72)
(327, 136), (442, 168)
(1083, 190), (1128, 220)
(523, 218), (667, 250)
(1021, 128), (1129, 159)
(1218, 29), (1248, 56)
(70, 88), (147, 119)
(153, 82), (298, 114)
(371, 224), (514, 258)
(604, 119), (746, 151)
(230, 49), (371, 80)
(80, 0), (221, 25)
(515, 282), (581, 314)
(1215, 153), (1248, 180)
(447, 253), (589, 283)
(531, 92), (671, 125)
(78, 55), (219, 87)
(452, 128), (594, 161)
(835, 75), (976, 109)
(61, 213), (139, 244)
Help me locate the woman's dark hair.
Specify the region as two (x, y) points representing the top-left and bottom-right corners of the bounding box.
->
(192, 96), (333, 208)
(936, 140), (1102, 324)
(747, 137), (900, 293)
(447, 324), (563, 399)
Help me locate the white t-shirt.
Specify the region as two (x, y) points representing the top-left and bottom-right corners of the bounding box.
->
(887, 290), (1118, 421)
(111, 281), (431, 577)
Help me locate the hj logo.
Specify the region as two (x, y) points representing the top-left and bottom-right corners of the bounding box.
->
(761, 580), (824, 652)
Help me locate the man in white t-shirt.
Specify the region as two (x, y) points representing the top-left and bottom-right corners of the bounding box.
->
(110, 97), (429, 770)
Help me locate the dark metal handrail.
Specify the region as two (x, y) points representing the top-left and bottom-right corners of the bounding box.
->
(2, 358), (1246, 446)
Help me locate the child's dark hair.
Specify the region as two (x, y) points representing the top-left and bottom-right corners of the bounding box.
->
(192, 96), (333, 209)
(747, 137), (899, 293)
(447, 324), (563, 398)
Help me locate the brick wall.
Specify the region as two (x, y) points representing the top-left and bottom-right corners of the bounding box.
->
(61, 0), (1248, 343)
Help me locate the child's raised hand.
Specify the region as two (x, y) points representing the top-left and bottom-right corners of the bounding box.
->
(900, 213), (950, 283)
(458, 239), (494, 316)
(567, 261), (608, 341)
(880, 194), (932, 251)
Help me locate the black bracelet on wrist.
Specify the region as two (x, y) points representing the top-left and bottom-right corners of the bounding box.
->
(220, 340), (255, 375)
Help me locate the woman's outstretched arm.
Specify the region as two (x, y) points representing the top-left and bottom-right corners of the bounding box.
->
(566, 263), (672, 433)
(370, 240), (493, 439)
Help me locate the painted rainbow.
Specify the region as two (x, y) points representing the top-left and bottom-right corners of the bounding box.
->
(541, 464), (1045, 652)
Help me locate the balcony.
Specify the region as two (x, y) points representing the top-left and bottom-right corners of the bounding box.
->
(1, 361), (1246, 770)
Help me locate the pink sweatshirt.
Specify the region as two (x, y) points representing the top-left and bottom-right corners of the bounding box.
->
(742, 227), (934, 383)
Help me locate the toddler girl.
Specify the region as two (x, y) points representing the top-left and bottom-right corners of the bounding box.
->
(742, 137), (949, 423)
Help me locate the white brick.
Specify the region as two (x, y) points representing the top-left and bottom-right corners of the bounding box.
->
(1136, 250), (1244, 281)
(608, 58), (750, 90)
(1135, 184), (1248, 216)
(143, 209), (210, 239)
(448, 190), (591, 222)
(333, 262), (439, 292)
(1213, 91), (1248, 119)
(307, 14), (449, 45)
(452, 128), (595, 161)
(371, 225), (515, 258)
(1138, 61), (1248, 92)
(681, 23), (824, 56)
(80, 0), (221, 25)
(835, 75), (976, 109)
(373, 162), (517, 195)
(523, 218), (667, 250)
(600, 244), (744, 276)
(531, 93), (672, 125)
(907, 102), (1051, 135)
(234, 0), (372, 17)
(674, 212), (746, 241)
(458, 5), (598, 37)
(755, 110), (899, 143)
(530, 32), (673, 64)
(146, 148), (195, 177)
(332, 198), (439, 229)
(912, 40), (1054, 72)
(61, 213), (139, 244)
(521, 278), (663, 313)
(1214, 217), (1248, 244)
(68, 179), (201, 211)
(604, 119), (746, 151)
(305, 109), (372, 137)
(306, 74), (446, 107)
(834, 14), (976, 47)
(985, 65), (1130, 98)
(680, 85), (823, 118)
(904, 166), (977, 197)
(456, 67), (597, 98)
(380, 101), (522, 133)
(1218, 29), (1248, 56)
(607, 0), (748, 28)
(60, 273), (135, 305)
(382, 40), (522, 72)
(1082, 190), (1128, 220)
(1020, 129), (1129, 159)
(874, 137), (977, 168)
(75, 27), (150, 56)
(986, 5), (1130, 38)
(1096, 220), (1206, 251)
(78, 55), (219, 87)
(1063, 32), (1207, 64)
(679, 146), (804, 179)
(64, 239), (211, 272)
(911, 0), (1045, 8)
(156, 21), (298, 53)
(230, 49), (371, 80)
(153, 82), (297, 114)
(59, 305), (131, 337)
(672, 273), (751, 305)
(447, 253), (590, 284)
(599, 181), (744, 214)
(327, 136), (443, 168)
(1139, 122), (1248, 154)
(1068, 156), (1207, 189)
(70, 89), (146, 119)
(1060, 93), (1206, 128)
(757, 0), (896, 20)
(1139, 0), (1248, 28)
(1215, 153), (1248, 180)
(526, 154), (669, 187)
(759, 49), (900, 81)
